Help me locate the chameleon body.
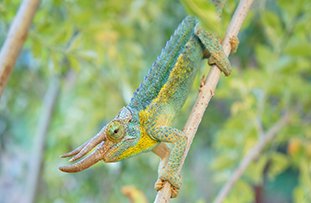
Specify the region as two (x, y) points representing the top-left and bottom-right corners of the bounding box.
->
(59, 16), (231, 198)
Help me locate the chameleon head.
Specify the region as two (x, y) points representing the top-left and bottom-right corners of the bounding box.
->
(59, 107), (139, 173)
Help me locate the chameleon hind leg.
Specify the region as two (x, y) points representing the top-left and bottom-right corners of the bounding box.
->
(149, 126), (187, 198)
(195, 25), (232, 76)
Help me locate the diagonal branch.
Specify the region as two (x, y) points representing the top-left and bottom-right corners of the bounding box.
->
(213, 112), (290, 203)
(154, 0), (254, 202)
(0, 0), (40, 96)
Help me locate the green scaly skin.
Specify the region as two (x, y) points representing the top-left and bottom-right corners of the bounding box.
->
(59, 16), (231, 198)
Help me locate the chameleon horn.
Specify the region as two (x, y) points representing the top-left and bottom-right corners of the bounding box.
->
(60, 140), (89, 158)
(68, 127), (107, 162)
(59, 145), (104, 173)
(60, 126), (107, 161)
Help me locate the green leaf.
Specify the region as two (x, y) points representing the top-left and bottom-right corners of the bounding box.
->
(67, 55), (80, 71)
(224, 180), (254, 203)
(261, 11), (283, 48)
(244, 155), (268, 184)
(181, 0), (222, 33)
(284, 40), (311, 57)
(268, 152), (289, 180)
(212, 154), (236, 171)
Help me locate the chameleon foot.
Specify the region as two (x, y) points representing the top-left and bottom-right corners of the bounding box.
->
(208, 52), (231, 76)
(155, 179), (179, 198)
(154, 171), (181, 198)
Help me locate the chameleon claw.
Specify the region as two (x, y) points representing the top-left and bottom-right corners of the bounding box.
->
(154, 167), (182, 198)
(154, 179), (179, 198)
(170, 185), (179, 198)
(154, 179), (164, 192)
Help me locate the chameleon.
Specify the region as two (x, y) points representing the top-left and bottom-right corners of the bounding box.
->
(59, 16), (232, 198)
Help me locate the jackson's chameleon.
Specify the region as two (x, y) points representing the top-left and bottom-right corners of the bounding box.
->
(59, 16), (232, 198)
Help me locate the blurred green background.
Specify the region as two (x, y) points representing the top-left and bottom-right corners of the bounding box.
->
(0, 0), (310, 202)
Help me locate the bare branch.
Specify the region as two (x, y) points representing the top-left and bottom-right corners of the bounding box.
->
(213, 112), (290, 203)
(154, 0), (254, 201)
(0, 0), (40, 96)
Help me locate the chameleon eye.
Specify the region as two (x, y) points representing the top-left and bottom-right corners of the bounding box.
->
(107, 121), (125, 142)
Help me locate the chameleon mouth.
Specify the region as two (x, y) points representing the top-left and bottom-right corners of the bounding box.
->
(59, 126), (109, 173)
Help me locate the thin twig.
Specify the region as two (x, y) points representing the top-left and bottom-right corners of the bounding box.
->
(154, 0), (254, 201)
(0, 0), (40, 96)
(213, 112), (290, 203)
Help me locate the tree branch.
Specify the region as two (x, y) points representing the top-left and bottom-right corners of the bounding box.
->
(213, 112), (290, 203)
(0, 0), (40, 96)
(154, 0), (254, 201)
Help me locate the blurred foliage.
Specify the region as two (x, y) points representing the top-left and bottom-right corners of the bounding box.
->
(0, 0), (310, 203)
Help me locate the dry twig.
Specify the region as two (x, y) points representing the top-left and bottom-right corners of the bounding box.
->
(0, 0), (40, 96)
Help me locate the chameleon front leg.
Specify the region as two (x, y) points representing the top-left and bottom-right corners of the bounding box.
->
(195, 26), (232, 76)
(148, 126), (187, 198)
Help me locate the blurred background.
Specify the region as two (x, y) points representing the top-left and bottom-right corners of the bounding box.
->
(0, 0), (310, 202)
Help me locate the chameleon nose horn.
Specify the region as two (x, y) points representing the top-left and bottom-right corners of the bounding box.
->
(59, 126), (106, 173)
(60, 126), (107, 165)
(59, 144), (105, 173)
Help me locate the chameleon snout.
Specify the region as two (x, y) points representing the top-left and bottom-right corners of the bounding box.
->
(59, 141), (113, 173)
(59, 127), (109, 173)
